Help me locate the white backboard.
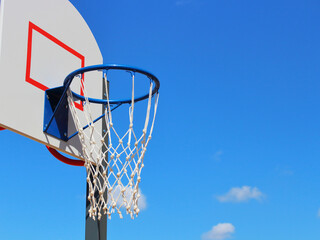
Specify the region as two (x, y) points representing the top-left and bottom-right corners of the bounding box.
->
(0, 0), (103, 158)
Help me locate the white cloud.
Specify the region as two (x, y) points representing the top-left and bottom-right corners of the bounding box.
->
(202, 223), (235, 240)
(109, 186), (147, 211)
(217, 186), (264, 203)
(138, 190), (147, 210)
(318, 208), (320, 218)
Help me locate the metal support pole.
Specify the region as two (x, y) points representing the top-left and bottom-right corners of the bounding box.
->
(85, 75), (109, 240)
(85, 182), (107, 240)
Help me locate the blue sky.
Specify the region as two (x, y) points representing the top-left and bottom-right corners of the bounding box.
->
(1, 0), (320, 239)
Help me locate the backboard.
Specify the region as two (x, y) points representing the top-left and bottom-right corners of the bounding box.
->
(0, 0), (103, 158)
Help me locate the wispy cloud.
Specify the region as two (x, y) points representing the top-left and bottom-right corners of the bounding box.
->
(202, 223), (235, 240)
(317, 208), (320, 218)
(213, 150), (223, 161)
(275, 165), (294, 176)
(217, 186), (264, 203)
(282, 169), (294, 176)
(76, 188), (147, 210)
(110, 186), (147, 211)
(175, 0), (192, 6)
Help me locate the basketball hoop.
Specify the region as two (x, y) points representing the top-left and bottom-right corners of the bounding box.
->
(44, 64), (160, 220)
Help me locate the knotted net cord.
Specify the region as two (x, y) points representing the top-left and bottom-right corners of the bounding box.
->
(67, 71), (159, 220)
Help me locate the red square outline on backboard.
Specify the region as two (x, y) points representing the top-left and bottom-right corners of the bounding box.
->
(25, 21), (84, 110)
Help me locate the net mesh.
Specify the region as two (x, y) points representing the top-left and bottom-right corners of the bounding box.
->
(67, 71), (159, 220)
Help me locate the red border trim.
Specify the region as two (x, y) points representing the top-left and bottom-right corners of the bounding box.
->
(25, 22), (85, 110)
(46, 146), (84, 166)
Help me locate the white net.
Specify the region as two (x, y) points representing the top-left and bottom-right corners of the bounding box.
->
(67, 71), (159, 220)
